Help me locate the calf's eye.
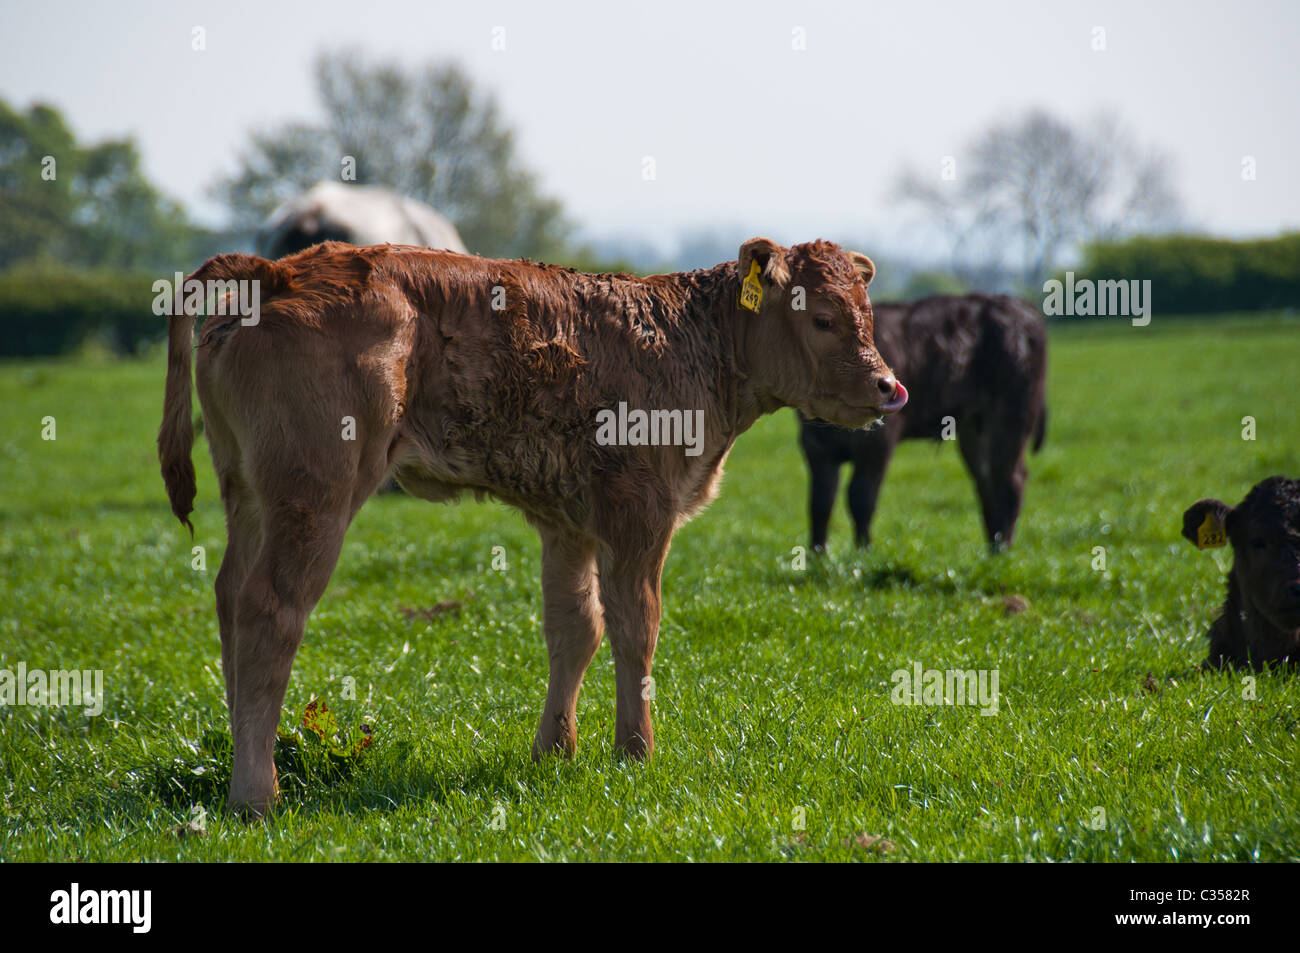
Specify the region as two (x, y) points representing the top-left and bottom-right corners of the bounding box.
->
(813, 316), (834, 331)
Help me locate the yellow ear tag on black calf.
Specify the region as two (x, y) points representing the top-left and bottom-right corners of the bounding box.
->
(1196, 512), (1227, 549)
(740, 260), (763, 313)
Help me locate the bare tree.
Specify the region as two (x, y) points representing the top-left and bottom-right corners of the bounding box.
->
(895, 110), (1181, 287)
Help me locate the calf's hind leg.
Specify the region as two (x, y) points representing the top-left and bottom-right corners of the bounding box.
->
(227, 495), (354, 815)
(958, 423), (1028, 553)
(531, 526), (604, 759)
(224, 423), (391, 816)
(214, 478), (260, 717)
(203, 404), (260, 719)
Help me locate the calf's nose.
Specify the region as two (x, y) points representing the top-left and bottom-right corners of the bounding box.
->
(876, 376), (908, 414)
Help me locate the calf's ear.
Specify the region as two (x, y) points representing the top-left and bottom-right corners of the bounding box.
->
(738, 237), (791, 290)
(847, 251), (876, 288)
(1182, 498), (1231, 549)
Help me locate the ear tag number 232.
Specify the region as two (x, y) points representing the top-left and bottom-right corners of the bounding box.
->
(1196, 512), (1227, 549)
(740, 261), (763, 313)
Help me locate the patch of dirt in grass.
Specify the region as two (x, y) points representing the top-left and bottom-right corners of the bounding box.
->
(400, 590), (475, 622)
(848, 833), (898, 855)
(1002, 594), (1030, 616)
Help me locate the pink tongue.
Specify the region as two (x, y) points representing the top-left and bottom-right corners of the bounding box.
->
(881, 381), (908, 413)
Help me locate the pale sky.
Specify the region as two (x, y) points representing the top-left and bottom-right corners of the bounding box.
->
(2, 0), (1296, 254)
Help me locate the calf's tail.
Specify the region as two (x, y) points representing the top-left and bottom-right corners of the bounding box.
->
(159, 296), (197, 534)
(158, 254), (291, 533)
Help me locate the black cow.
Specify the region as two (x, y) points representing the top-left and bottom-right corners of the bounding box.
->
(798, 294), (1047, 553)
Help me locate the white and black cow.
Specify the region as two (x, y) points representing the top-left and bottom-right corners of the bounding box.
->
(256, 181), (468, 259)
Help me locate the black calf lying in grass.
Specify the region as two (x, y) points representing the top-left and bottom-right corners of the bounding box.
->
(1182, 475), (1300, 669)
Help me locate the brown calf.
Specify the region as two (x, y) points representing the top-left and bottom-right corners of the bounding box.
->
(1182, 476), (1300, 669)
(798, 293), (1047, 552)
(159, 238), (906, 814)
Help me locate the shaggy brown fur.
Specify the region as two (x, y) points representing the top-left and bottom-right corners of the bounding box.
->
(1182, 476), (1300, 670)
(798, 293), (1047, 552)
(159, 238), (905, 815)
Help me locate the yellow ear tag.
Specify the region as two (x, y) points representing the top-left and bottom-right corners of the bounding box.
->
(740, 260), (763, 313)
(1196, 512), (1227, 549)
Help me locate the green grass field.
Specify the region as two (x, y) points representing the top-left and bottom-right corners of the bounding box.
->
(1, 314), (1297, 861)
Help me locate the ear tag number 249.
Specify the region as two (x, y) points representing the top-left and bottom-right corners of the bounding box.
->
(740, 261), (763, 313)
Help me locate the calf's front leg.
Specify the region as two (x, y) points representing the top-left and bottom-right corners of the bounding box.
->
(806, 457), (841, 553)
(848, 434), (894, 547)
(598, 535), (670, 759)
(532, 527), (604, 759)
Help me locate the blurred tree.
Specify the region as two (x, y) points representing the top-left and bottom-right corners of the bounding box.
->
(0, 98), (222, 271)
(898, 269), (969, 301)
(0, 101), (79, 266)
(214, 51), (571, 260)
(895, 110), (1182, 288)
